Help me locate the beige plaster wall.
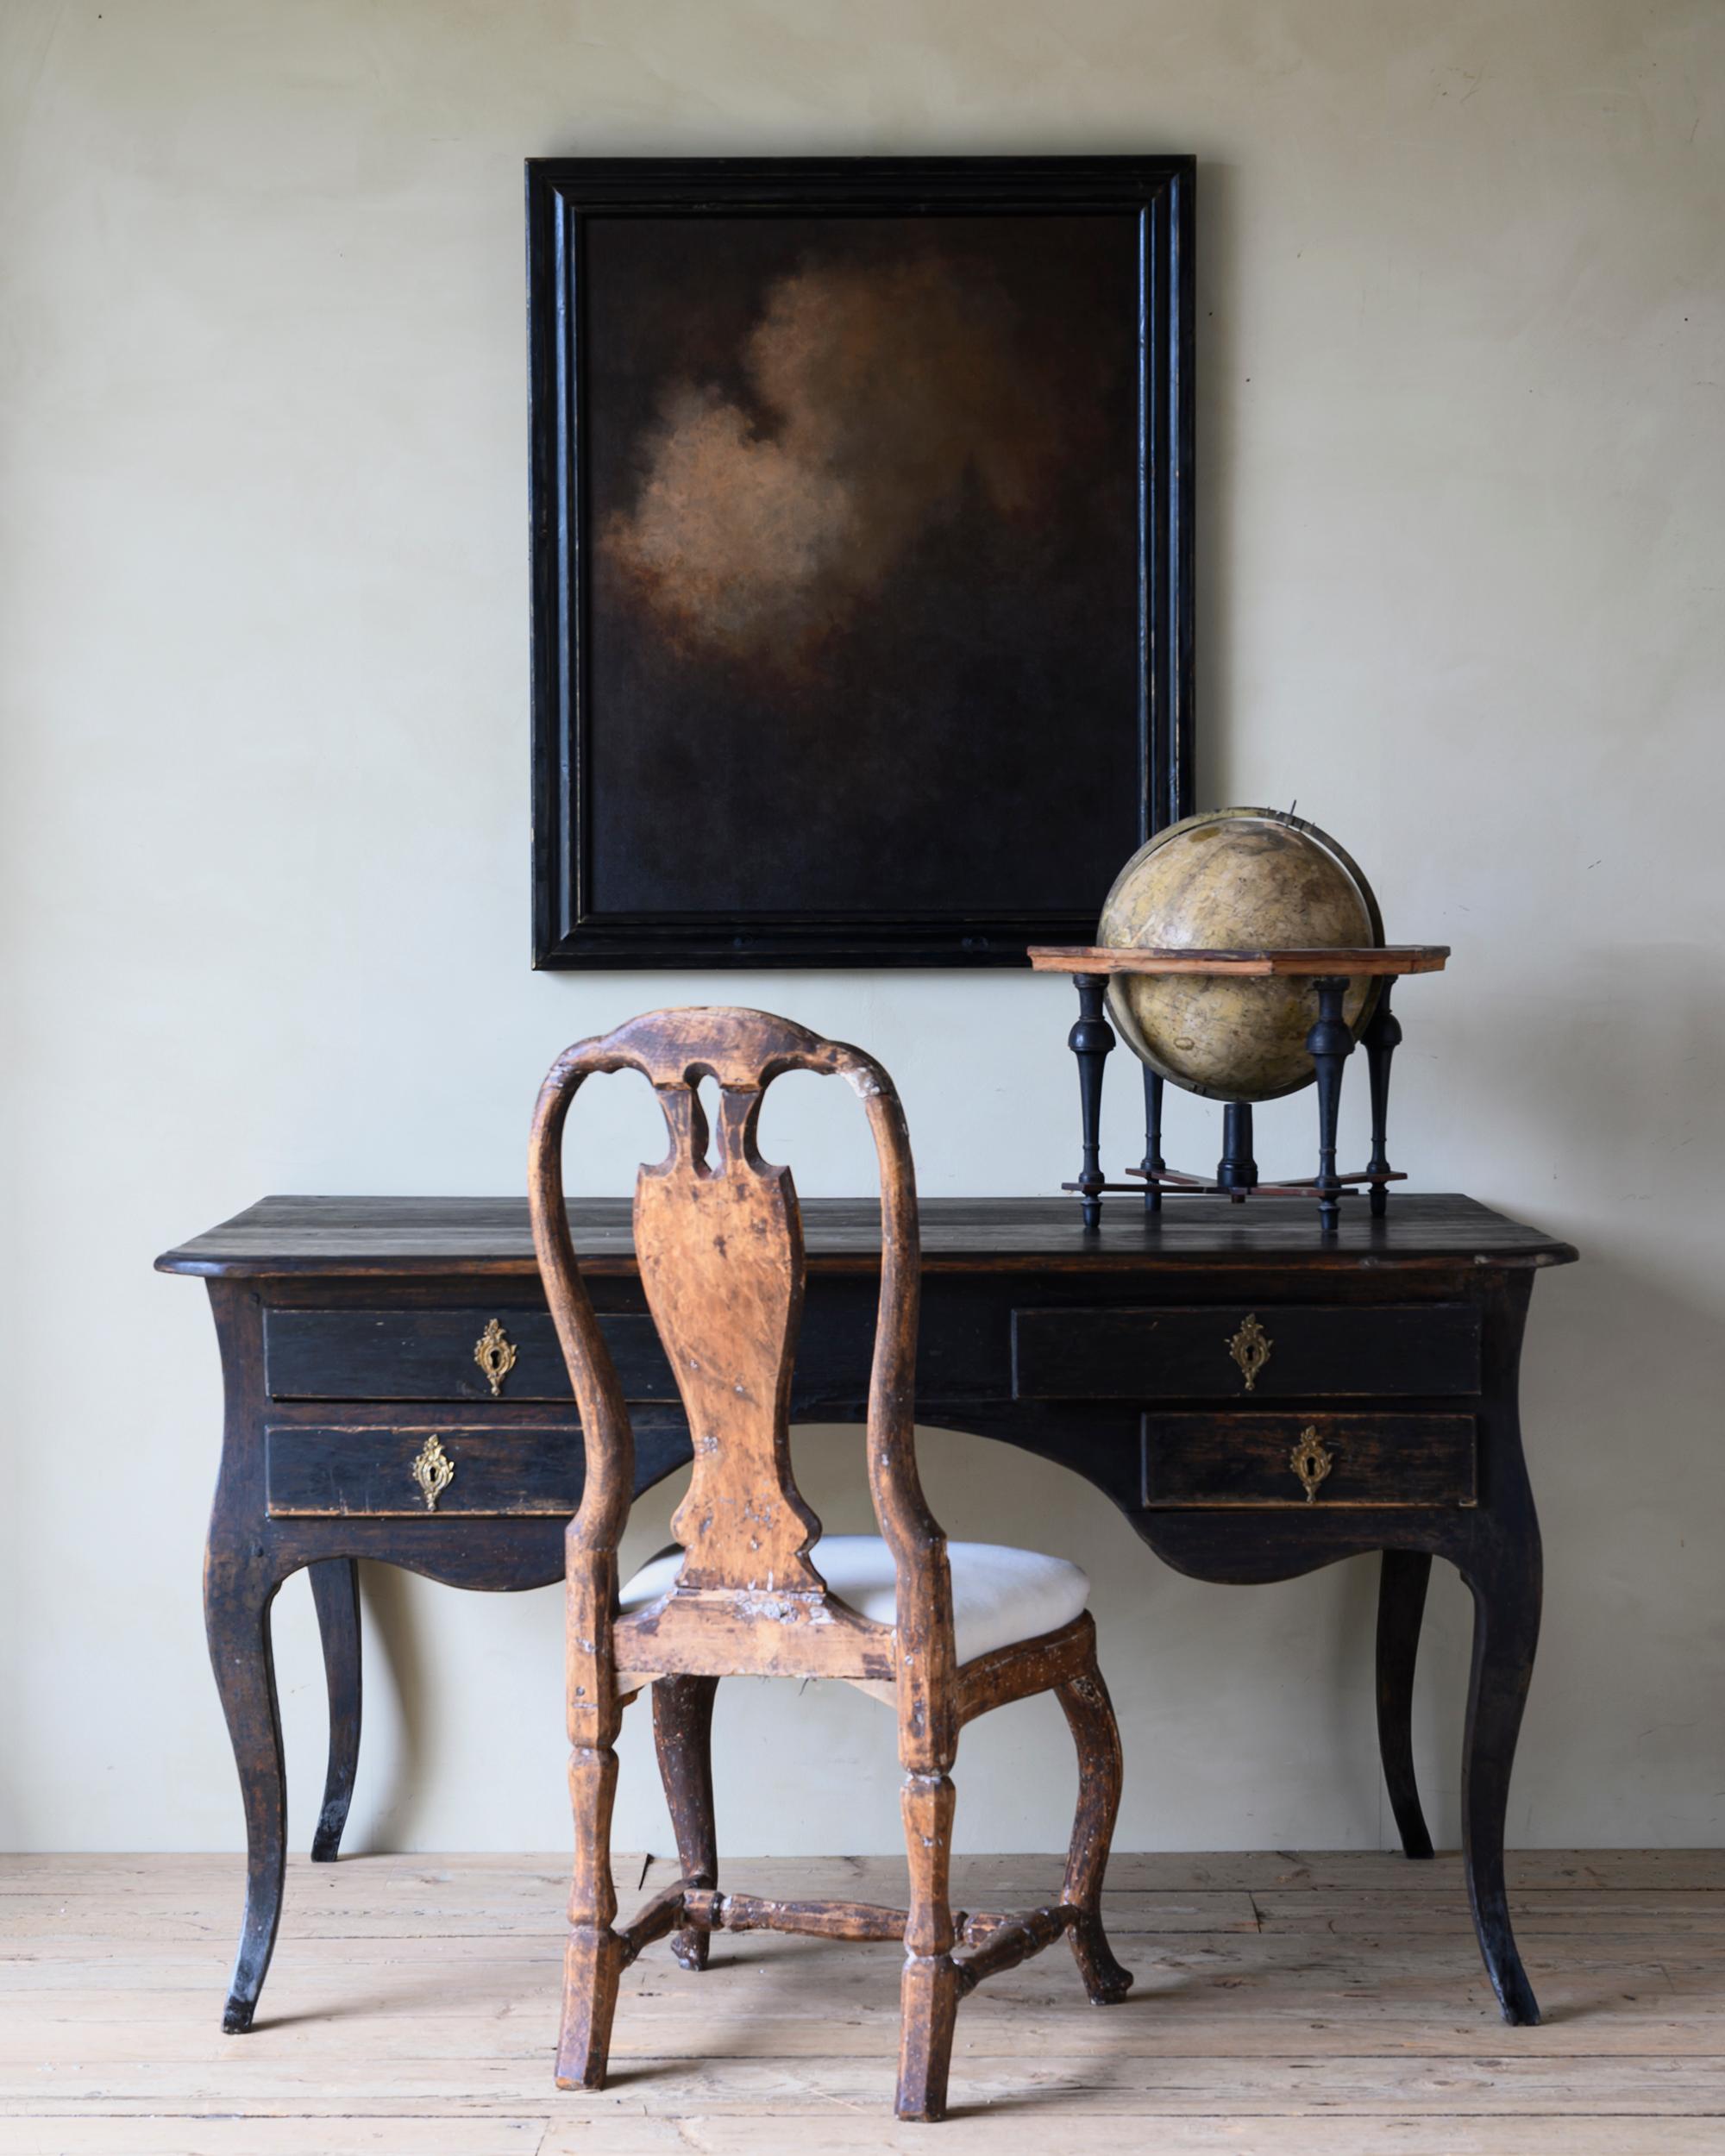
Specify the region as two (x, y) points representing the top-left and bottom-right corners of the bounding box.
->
(2, 0), (1720, 1855)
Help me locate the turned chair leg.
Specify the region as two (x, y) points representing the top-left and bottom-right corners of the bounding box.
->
(1055, 1639), (1134, 2004)
(652, 1674), (719, 1971)
(557, 1552), (627, 2094)
(556, 1733), (626, 2090)
(895, 1768), (961, 2123)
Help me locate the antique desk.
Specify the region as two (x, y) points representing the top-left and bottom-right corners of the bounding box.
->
(157, 1193), (1576, 2035)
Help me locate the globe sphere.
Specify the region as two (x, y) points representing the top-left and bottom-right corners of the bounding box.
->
(1097, 809), (1383, 1103)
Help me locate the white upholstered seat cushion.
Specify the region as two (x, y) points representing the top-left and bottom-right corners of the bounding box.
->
(618, 1534), (1090, 1668)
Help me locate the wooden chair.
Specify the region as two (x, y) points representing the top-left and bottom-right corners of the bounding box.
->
(527, 1006), (1132, 2122)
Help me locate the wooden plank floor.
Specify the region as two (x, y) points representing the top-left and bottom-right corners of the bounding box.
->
(4, 1852), (1725, 2153)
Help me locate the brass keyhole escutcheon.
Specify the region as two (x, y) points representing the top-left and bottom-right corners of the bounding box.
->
(1289, 1426), (1333, 1504)
(474, 1319), (518, 1399)
(1226, 1313), (1272, 1392)
(411, 1434), (455, 1513)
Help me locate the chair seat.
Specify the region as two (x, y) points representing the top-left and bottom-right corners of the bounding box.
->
(619, 1534), (1090, 1668)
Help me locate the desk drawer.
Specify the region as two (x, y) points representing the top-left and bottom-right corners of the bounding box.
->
(1013, 1304), (1480, 1401)
(1141, 1412), (1477, 1509)
(264, 1308), (674, 1403)
(266, 1424), (583, 1516)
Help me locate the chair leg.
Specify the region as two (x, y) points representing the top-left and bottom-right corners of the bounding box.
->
(557, 1550), (627, 2093)
(555, 1736), (626, 2090)
(896, 1769), (961, 2122)
(652, 1674), (718, 1971)
(1055, 1642), (1133, 2005)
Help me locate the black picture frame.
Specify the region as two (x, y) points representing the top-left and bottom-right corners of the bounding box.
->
(527, 154), (1195, 970)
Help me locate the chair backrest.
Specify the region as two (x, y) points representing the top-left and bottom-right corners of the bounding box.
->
(528, 1008), (952, 1700)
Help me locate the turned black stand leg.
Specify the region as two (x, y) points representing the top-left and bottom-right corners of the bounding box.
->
(204, 1544), (290, 2033)
(1458, 1539), (1543, 2025)
(1362, 981), (1402, 1219)
(1140, 1069), (1164, 1214)
(1216, 1102), (1257, 1201)
(309, 1559), (362, 1863)
(1376, 1551), (1435, 1860)
(1306, 976), (1354, 1234)
(1069, 973), (1115, 1230)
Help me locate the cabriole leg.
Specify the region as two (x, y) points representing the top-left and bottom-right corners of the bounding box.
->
(1055, 1639), (1133, 2003)
(309, 1559), (362, 1863)
(1458, 1540), (1543, 2026)
(204, 1545), (289, 2034)
(1376, 1551), (1435, 1860)
(652, 1673), (719, 1971)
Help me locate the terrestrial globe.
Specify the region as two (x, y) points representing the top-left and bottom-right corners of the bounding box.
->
(1096, 808), (1384, 1103)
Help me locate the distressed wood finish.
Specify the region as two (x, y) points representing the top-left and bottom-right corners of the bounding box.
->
(1139, 1411), (1478, 1509)
(1055, 1652), (1135, 2002)
(306, 1561), (361, 1864)
(953, 1614), (1096, 1727)
(526, 1008), (1132, 2122)
(156, 1189), (1576, 1277)
(159, 1189), (1574, 2046)
(263, 1307), (674, 1401)
(17, 1851), (1725, 2156)
(682, 1887), (914, 1941)
(265, 1426), (586, 1516)
(1377, 1550), (1438, 1860)
(651, 1675), (718, 1970)
(1013, 1302), (1482, 1400)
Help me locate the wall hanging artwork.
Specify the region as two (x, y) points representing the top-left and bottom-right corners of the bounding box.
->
(527, 155), (1194, 968)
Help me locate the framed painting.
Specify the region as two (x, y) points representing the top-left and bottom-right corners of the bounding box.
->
(527, 154), (1194, 968)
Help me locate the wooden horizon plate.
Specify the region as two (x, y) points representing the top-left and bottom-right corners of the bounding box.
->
(1028, 945), (1449, 977)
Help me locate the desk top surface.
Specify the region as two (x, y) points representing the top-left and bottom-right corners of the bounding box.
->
(157, 1194), (1578, 1280)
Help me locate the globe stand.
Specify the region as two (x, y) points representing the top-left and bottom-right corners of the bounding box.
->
(1028, 946), (1449, 1233)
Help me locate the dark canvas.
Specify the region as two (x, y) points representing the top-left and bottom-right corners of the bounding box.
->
(581, 213), (1145, 919)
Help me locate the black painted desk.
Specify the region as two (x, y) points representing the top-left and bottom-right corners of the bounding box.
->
(158, 1193), (1576, 2034)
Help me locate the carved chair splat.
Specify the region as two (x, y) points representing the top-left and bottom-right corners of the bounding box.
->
(527, 1007), (1132, 2123)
